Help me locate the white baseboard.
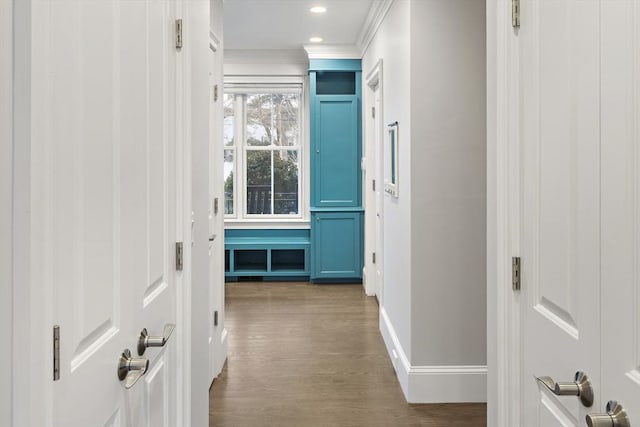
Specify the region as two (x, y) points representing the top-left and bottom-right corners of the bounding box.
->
(379, 307), (487, 403)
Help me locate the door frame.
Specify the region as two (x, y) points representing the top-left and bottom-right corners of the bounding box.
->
(11, 0), (49, 425)
(364, 59), (384, 300)
(487, 0), (522, 426)
(1, 1), (14, 425)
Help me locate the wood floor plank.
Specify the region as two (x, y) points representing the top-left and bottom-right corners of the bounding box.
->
(209, 282), (486, 427)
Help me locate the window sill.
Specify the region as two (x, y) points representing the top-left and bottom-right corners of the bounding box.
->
(224, 219), (311, 230)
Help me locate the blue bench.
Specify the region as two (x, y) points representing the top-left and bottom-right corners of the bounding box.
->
(224, 229), (310, 280)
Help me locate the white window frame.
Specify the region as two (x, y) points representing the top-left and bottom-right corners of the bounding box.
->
(223, 77), (310, 228)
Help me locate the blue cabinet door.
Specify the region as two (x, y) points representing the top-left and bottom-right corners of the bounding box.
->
(311, 212), (363, 280)
(311, 96), (361, 208)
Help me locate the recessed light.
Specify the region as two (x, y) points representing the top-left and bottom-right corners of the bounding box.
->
(309, 37), (324, 43)
(310, 6), (327, 14)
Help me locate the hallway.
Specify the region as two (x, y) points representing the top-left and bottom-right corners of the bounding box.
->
(209, 282), (486, 426)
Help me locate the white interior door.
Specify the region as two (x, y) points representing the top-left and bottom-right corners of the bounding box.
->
(520, 0), (601, 425)
(34, 1), (179, 425)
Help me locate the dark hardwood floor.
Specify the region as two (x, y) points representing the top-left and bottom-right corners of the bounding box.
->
(209, 281), (486, 427)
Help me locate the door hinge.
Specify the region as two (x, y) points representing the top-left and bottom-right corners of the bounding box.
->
(372, 107), (375, 118)
(372, 252), (376, 264)
(213, 197), (219, 215)
(512, 0), (520, 28)
(214, 310), (219, 327)
(176, 242), (184, 271)
(175, 18), (183, 49)
(512, 257), (521, 290)
(372, 179), (376, 191)
(53, 325), (60, 381)
(213, 84), (219, 102)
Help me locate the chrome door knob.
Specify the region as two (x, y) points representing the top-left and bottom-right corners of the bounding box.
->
(117, 349), (149, 389)
(137, 323), (175, 355)
(586, 401), (631, 427)
(536, 371), (594, 407)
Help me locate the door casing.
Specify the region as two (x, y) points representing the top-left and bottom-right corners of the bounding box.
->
(1, 1), (13, 425)
(365, 59), (385, 303)
(487, 0), (523, 425)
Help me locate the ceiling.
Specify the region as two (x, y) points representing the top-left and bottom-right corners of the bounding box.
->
(223, 0), (376, 51)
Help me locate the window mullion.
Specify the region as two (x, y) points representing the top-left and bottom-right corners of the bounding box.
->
(271, 149), (275, 215)
(237, 94), (245, 219)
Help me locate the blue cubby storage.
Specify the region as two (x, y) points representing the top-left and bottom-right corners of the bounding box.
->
(225, 229), (310, 280)
(309, 59), (364, 282)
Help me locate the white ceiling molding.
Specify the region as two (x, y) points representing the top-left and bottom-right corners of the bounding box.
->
(303, 44), (362, 60)
(356, 0), (395, 55)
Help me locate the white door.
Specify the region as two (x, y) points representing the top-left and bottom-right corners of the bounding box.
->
(519, 0), (640, 425)
(520, 0), (601, 425)
(33, 1), (179, 425)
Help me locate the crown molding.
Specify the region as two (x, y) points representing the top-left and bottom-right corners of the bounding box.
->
(303, 44), (362, 60)
(356, 0), (395, 56)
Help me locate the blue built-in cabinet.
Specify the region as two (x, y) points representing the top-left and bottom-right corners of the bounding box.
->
(312, 97), (359, 207)
(309, 59), (363, 282)
(225, 229), (310, 280)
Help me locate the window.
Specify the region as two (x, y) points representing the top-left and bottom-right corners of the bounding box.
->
(224, 84), (304, 220)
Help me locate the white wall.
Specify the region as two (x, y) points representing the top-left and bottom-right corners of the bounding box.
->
(409, 0), (486, 366)
(362, 0), (413, 363)
(224, 49), (308, 76)
(1, 1), (13, 425)
(362, 0), (486, 403)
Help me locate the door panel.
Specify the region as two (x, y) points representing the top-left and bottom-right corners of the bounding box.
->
(311, 212), (363, 279)
(539, 394), (577, 427)
(601, 0), (640, 421)
(520, 0), (600, 425)
(144, 356), (169, 427)
(37, 0), (178, 425)
(312, 97), (359, 207)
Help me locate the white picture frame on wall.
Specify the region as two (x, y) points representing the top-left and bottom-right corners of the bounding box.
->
(385, 121), (399, 197)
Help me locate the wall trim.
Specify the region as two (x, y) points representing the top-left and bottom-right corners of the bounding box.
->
(357, 0), (395, 56)
(363, 59), (384, 299)
(379, 306), (410, 397)
(407, 365), (487, 403)
(1, 0), (13, 424)
(303, 44), (362, 59)
(380, 307), (487, 403)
